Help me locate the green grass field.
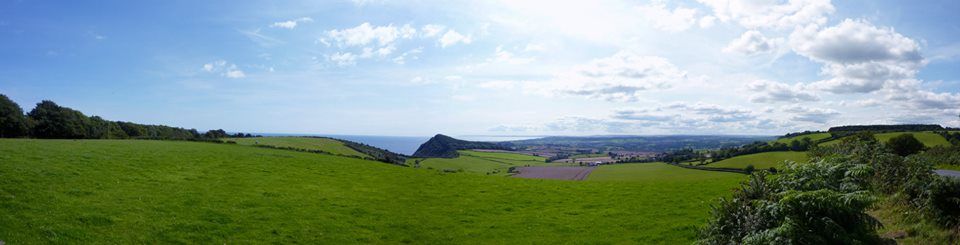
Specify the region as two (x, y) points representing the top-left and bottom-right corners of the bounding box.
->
(569, 153), (607, 159)
(0, 139), (741, 243)
(708, 151), (810, 169)
(873, 132), (952, 147)
(408, 150), (551, 175)
(821, 132), (952, 148)
(226, 137), (367, 157)
(588, 162), (744, 183)
(772, 132), (832, 145)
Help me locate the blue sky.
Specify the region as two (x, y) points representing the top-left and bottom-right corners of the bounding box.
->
(1, 0), (958, 136)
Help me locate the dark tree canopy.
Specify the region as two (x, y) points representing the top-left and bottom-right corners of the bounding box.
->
(28, 100), (90, 139)
(0, 94), (29, 138)
(1, 97), (256, 141)
(887, 133), (926, 156)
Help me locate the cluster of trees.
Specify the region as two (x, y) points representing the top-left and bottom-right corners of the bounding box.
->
(0, 94), (258, 140)
(337, 138), (407, 165)
(778, 130), (824, 139)
(700, 133), (960, 243)
(657, 137), (817, 164)
(937, 131), (960, 146)
(411, 134), (513, 158)
(828, 124), (944, 133)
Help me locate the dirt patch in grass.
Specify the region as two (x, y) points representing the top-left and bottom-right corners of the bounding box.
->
(513, 167), (595, 180)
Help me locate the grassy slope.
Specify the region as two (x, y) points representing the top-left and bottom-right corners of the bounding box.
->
(227, 137), (367, 158)
(708, 151), (810, 169)
(588, 162), (744, 183)
(0, 139), (741, 244)
(773, 132), (832, 145)
(874, 132), (952, 147)
(409, 150), (556, 175)
(821, 132), (951, 148)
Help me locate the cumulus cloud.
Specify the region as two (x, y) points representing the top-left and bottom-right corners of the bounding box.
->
(420, 24), (446, 38)
(746, 80), (819, 103)
(783, 105), (839, 123)
(201, 60), (246, 78)
(270, 17), (313, 29)
(697, 0), (834, 29)
(724, 30), (783, 55)
(326, 23), (416, 47)
(321, 23), (421, 65)
(489, 46), (535, 64)
(439, 30), (472, 48)
(524, 51), (694, 102)
(637, 3), (700, 32)
(791, 19), (925, 93)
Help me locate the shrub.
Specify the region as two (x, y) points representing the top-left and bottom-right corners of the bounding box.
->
(887, 133), (926, 156)
(917, 176), (960, 227)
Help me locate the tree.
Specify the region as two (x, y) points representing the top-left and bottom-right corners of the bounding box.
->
(0, 94), (29, 138)
(28, 100), (88, 139)
(887, 133), (926, 156)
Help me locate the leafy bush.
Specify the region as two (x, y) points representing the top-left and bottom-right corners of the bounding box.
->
(887, 133), (926, 156)
(699, 168), (884, 244)
(916, 176), (960, 227)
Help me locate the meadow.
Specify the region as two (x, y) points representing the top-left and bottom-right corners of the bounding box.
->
(588, 162), (745, 183)
(820, 131), (951, 147)
(408, 150), (562, 175)
(772, 132), (832, 145)
(226, 137), (367, 157)
(0, 139), (742, 244)
(707, 151), (810, 169)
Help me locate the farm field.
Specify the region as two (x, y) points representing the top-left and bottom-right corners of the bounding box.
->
(772, 132), (832, 145)
(588, 162), (745, 183)
(708, 151), (810, 169)
(408, 150), (566, 175)
(226, 137), (367, 157)
(873, 132), (952, 147)
(0, 139), (739, 244)
(820, 132), (952, 147)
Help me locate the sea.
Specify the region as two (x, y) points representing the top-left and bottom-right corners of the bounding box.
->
(256, 133), (540, 155)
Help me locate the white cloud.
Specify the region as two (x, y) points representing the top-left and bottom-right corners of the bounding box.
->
(329, 52), (358, 66)
(723, 30), (783, 55)
(225, 69), (246, 78)
(636, 3), (700, 32)
(439, 30), (472, 48)
(791, 19), (925, 93)
(421, 24), (446, 38)
(746, 80), (819, 103)
(783, 105), (839, 123)
(392, 47), (423, 64)
(270, 17), (313, 29)
(322, 23), (423, 65)
(326, 23), (413, 47)
(523, 43), (547, 52)
(699, 15), (717, 28)
(478, 80), (518, 90)
(698, 0), (834, 29)
(489, 46), (535, 65)
(201, 60), (246, 79)
(525, 51), (695, 102)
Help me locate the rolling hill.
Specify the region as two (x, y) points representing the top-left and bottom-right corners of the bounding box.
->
(708, 151), (810, 169)
(411, 134), (511, 158)
(0, 139), (742, 244)
(227, 137), (368, 157)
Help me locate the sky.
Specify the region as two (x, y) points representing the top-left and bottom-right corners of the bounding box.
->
(1, 0), (959, 137)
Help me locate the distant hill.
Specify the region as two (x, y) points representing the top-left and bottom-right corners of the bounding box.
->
(412, 134), (512, 158)
(828, 124), (943, 133)
(511, 135), (775, 152)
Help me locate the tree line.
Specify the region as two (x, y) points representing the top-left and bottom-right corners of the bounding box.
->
(0, 94), (258, 140)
